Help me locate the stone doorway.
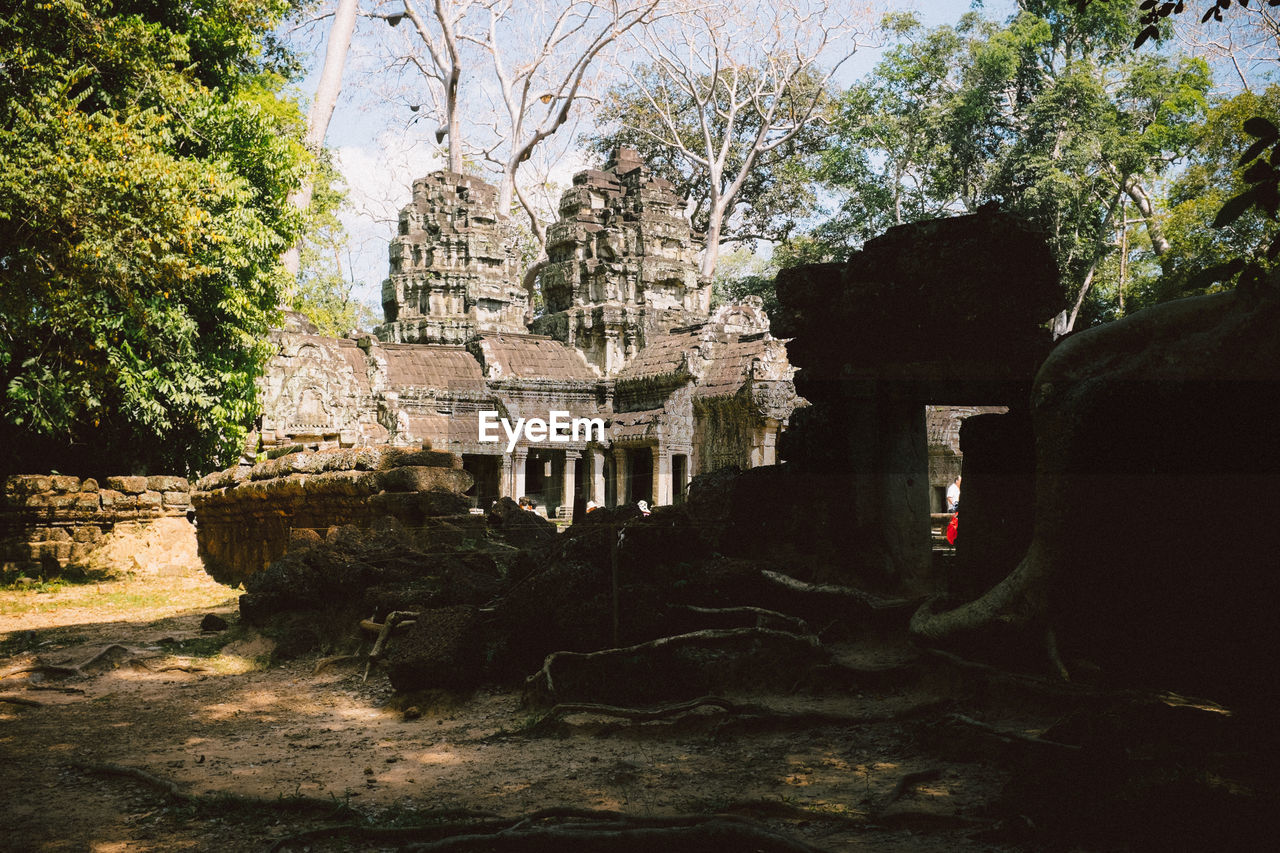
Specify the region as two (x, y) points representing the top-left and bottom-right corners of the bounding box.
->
(461, 454), (501, 511)
(627, 447), (653, 506)
(672, 454), (688, 505)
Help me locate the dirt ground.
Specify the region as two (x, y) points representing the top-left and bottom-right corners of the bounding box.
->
(0, 554), (1050, 853)
(3, 552), (1263, 852)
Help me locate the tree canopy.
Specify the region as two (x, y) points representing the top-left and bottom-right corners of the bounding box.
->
(0, 0), (309, 478)
(803, 1), (1211, 330)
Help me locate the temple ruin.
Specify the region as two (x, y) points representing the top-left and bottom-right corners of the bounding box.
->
(257, 151), (801, 517)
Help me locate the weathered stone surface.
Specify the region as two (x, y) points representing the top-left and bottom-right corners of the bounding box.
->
(385, 606), (484, 692)
(485, 497), (556, 548)
(50, 475), (81, 493)
(194, 447), (475, 585)
(107, 476), (148, 495)
(376, 466), (472, 494)
(377, 172), (527, 346)
(531, 147), (711, 377)
(147, 475), (189, 492)
(1, 473), (191, 578)
(162, 490), (190, 507)
(775, 209), (1058, 594)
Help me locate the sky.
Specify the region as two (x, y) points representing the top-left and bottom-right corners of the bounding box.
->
(285, 1), (1017, 315)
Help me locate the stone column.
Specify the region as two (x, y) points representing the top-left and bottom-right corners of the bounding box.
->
(652, 446), (672, 507)
(847, 392), (931, 594)
(612, 447), (628, 507)
(499, 455), (513, 499)
(563, 451), (580, 517)
(512, 449), (528, 500)
(590, 448), (607, 505)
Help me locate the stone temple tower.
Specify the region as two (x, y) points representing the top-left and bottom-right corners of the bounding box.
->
(376, 172), (528, 345)
(531, 148), (712, 376)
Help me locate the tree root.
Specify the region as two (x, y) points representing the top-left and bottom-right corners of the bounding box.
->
(397, 816), (833, 852)
(524, 627), (826, 705)
(268, 809), (833, 853)
(0, 694), (43, 707)
(880, 767), (943, 809)
(760, 570), (921, 612)
(669, 604), (812, 635)
(73, 762), (359, 817)
(944, 713), (1081, 751)
(507, 695), (951, 738)
(312, 654), (363, 675)
(266, 809), (506, 852)
(126, 658), (208, 674)
(364, 610), (419, 682)
(1, 644), (138, 681)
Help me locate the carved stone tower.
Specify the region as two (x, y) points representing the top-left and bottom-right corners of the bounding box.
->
(376, 172), (527, 345)
(531, 148), (712, 376)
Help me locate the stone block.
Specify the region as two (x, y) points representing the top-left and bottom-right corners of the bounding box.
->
(27, 543), (44, 562)
(51, 541), (72, 562)
(98, 489), (123, 508)
(162, 490), (191, 507)
(112, 494), (138, 511)
(46, 527), (71, 542)
(50, 475), (81, 493)
(75, 493), (100, 512)
(5, 475), (50, 498)
(70, 542), (92, 562)
(107, 476), (148, 494)
(147, 475), (189, 492)
(73, 525), (102, 543)
(377, 466), (473, 494)
(137, 491), (163, 510)
(80, 478), (99, 492)
(49, 494), (77, 511)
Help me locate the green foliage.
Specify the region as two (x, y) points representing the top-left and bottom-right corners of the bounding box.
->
(0, 0), (307, 478)
(710, 248), (779, 315)
(808, 2), (1209, 322)
(1138, 87), (1280, 305)
(291, 153), (378, 336)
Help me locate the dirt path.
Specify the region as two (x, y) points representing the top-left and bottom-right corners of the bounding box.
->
(0, 566), (1034, 852)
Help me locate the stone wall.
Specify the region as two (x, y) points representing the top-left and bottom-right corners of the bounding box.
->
(1, 474), (191, 578)
(192, 446), (475, 586)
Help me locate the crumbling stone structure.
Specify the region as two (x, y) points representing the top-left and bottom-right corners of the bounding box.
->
(531, 147), (712, 375)
(192, 446), (476, 585)
(775, 208), (1059, 593)
(377, 172), (527, 345)
(256, 151), (798, 520)
(1, 474), (191, 577)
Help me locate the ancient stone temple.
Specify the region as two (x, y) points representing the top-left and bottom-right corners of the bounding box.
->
(257, 151), (799, 519)
(531, 147), (712, 375)
(377, 172), (527, 345)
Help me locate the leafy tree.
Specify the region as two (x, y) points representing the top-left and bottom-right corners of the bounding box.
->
(291, 154), (379, 336)
(808, 1), (1209, 330)
(0, 0), (308, 478)
(710, 248), (780, 315)
(1135, 87), (1280, 304)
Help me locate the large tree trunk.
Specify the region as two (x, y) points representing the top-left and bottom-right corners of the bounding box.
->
(282, 0), (360, 279)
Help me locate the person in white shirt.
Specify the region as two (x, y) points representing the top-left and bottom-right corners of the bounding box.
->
(946, 475), (962, 512)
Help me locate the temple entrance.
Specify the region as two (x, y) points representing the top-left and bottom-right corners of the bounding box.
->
(627, 447), (653, 506)
(461, 454), (501, 510)
(672, 454), (688, 505)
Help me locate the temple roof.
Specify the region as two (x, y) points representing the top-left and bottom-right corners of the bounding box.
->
(379, 344), (486, 391)
(473, 333), (598, 381)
